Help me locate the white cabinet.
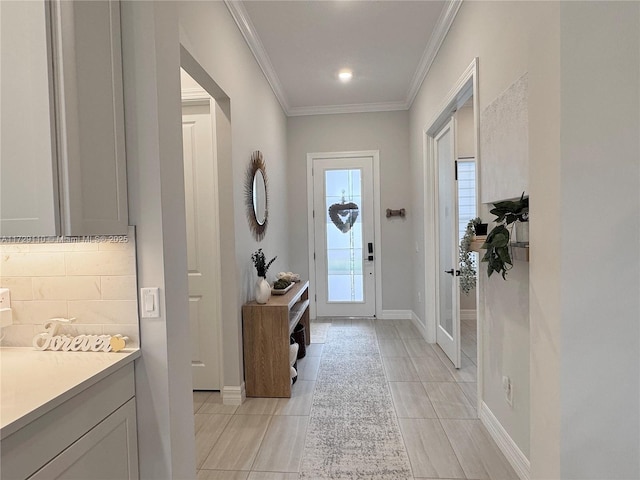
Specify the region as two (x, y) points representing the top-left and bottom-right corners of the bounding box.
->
(1, 363), (138, 480)
(0, 0), (59, 236)
(0, 0), (128, 237)
(30, 399), (138, 480)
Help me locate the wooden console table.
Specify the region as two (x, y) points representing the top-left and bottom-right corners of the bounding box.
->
(242, 280), (310, 398)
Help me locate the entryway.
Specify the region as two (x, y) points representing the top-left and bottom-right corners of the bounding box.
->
(307, 151), (382, 319)
(180, 68), (223, 390)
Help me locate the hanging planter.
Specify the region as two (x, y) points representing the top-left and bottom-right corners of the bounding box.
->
(328, 201), (359, 233)
(459, 217), (486, 294)
(481, 192), (529, 279)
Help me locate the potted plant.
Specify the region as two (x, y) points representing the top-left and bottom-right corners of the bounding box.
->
(481, 192), (528, 279)
(251, 248), (276, 303)
(459, 217), (485, 294)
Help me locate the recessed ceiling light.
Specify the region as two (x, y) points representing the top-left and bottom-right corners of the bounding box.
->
(338, 70), (353, 82)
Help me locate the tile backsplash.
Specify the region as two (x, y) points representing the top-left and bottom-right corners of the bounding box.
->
(0, 228), (139, 348)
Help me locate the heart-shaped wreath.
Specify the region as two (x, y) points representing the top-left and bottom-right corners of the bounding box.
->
(328, 202), (359, 233)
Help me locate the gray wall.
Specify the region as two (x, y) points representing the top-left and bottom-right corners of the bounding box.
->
(121, 1), (640, 478)
(287, 111), (412, 312)
(178, 1), (291, 389)
(121, 2), (195, 477)
(122, 1), (291, 477)
(530, 3), (640, 478)
(409, 0), (541, 458)
(411, 0), (640, 477)
(557, 3), (639, 477)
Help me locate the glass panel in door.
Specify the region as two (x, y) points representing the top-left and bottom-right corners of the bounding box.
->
(325, 168), (363, 302)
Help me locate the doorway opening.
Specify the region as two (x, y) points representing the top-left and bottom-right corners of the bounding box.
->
(307, 151), (383, 319)
(180, 45), (239, 406)
(454, 100), (479, 380)
(180, 69), (222, 390)
(180, 67), (223, 391)
(423, 58), (481, 411)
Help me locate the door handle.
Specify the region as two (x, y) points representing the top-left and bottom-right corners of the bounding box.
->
(365, 242), (374, 261)
(444, 269), (461, 276)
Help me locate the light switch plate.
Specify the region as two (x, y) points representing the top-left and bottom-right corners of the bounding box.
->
(140, 287), (160, 318)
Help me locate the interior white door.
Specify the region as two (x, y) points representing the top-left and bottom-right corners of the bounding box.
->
(313, 156), (376, 317)
(435, 119), (461, 368)
(183, 102), (222, 390)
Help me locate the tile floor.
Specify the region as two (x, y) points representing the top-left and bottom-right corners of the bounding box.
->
(193, 318), (517, 479)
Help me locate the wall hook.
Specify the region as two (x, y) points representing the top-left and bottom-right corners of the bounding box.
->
(386, 208), (406, 218)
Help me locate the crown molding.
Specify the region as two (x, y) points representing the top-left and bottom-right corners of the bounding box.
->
(226, 0), (462, 117)
(406, 0), (464, 108)
(224, 0), (290, 113)
(288, 100), (408, 117)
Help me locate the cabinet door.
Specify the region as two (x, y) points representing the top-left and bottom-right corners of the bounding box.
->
(29, 398), (139, 480)
(51, 0), (128, 235)
(0, 0), (60, 236)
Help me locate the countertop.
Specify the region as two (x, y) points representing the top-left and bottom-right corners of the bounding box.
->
(0, 347), (140, 438)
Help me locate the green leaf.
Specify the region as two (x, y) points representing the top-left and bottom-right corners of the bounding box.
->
(498, 247), (512, 264)
(492, 234), (508, 248)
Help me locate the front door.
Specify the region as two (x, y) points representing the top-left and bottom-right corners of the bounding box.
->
(312, 156), (376, 317)
(435, 119), (461, 368)
(182, 101), (222, 390)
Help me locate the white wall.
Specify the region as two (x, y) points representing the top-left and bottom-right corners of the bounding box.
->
(409, 1), (545, 459)
(121, 2), (195, 478)
(287, 111), (412, 312)
(121, 1), (291, 477)
(178, 0), (290, 389)
(119, 1), (639, 477)
(528, 3), (562, 476)
(456, 105), (475, 158)
(557, 3), (639, 478)
(411, 1), (640, 477)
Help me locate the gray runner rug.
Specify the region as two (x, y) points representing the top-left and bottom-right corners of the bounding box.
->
(299, 319), (413, 479)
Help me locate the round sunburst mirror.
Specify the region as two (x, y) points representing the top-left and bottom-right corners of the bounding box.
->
(245, 151), (268, 241)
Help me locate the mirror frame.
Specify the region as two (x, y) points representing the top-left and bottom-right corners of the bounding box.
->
(245, 150), (268, 241)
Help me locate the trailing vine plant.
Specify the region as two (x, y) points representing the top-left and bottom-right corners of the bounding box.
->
(459, 217), (482, 294)
(481, 192), (528, 279)
(481, 224), (512, 279)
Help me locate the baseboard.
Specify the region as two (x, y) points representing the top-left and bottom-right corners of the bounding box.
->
(480, 402), (530, 480)
(460, 309), (477, 321)
(410, 311), (433, 343)
(380, 310), (413, 320)
(222, 383), (245, 405)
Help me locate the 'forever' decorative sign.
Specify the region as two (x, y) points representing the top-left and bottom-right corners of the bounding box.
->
(32, 318), (128, 352)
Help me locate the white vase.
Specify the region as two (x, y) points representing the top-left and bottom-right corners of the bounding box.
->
(255, 276), (271, 304)
(515, 221), (529, 243)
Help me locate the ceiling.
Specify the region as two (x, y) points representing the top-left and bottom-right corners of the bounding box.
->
(226, 1), (462, 117)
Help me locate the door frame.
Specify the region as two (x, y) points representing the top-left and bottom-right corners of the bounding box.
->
(306, 150), (383, 320)
(423, 58), (481, 412)
(181, 80), (224, 391)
